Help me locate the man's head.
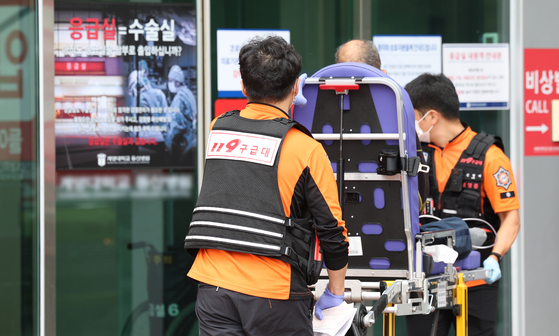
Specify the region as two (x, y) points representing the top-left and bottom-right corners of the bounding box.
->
(404, 73), (460, 121)
(239, 36), (302, 103)
(335, 39), (381, 69)
(405, 73), (463, 146)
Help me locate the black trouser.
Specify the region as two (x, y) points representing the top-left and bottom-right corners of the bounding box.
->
(195, 283), (314, 336)
(405, 281), (500, 336)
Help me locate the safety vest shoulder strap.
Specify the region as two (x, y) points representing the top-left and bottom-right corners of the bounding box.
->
(216, 110), (313, 139)
(463, 132), (504, 160)
(271, 117), (313, 138)
(219, 109), (241, 118)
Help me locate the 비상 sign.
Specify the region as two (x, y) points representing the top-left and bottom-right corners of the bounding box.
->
(524, 49), (559, 156)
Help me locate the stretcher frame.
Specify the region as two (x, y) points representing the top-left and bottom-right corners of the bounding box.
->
(297, 74), (491, 336)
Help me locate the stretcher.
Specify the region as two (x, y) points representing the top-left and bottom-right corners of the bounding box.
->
(292, 62), (492, 336)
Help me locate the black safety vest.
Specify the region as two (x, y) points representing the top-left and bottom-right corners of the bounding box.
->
(184, 110), (320, 284)
(422, 132), (505, 230)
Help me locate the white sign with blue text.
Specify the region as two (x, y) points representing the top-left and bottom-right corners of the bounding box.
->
(373, 35), (442, 87)
(442, 44), (510, 110)
(217, 29), (290, 98)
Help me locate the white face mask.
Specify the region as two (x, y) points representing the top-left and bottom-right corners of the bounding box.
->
(415, 111), (434, 143)
(168, 81), (177, 93)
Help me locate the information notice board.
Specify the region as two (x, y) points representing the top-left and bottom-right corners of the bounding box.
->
(373, 35), (442, 87)
(54, 2), (197, 169)
(443, 44), (510, 111)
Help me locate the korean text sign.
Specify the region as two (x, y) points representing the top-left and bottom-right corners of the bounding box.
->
(524, 49), (559, 156)
(443, 44), (510, 110)
(54, 2), (197, 169)
(217, 29), (290, 98)
(373, 35), (442, 87)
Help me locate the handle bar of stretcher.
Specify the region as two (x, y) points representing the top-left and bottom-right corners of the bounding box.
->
(363, 267), (492, 325)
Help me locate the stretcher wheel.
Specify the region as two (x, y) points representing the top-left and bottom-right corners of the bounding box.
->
(346, 302), (368, 336)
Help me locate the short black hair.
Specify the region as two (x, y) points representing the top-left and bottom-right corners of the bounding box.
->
(404, 73), (460, 121)
(239, 36), (302, 103)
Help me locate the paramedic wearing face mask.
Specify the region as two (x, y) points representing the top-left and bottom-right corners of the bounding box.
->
(165, 65), (197, 163)
(405, 73), (520, 336)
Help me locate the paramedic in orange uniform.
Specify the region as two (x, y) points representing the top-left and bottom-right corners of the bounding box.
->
(404, 74), (520, 336)
(186, 36), (349, 336)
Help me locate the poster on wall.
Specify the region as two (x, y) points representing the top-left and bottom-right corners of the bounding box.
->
(524, 49), (559, 156)
(372, 35), (442, 87)
(217, 29), (290, 98)
(442, 43), (510, 111)
(54, 2), (197, 170)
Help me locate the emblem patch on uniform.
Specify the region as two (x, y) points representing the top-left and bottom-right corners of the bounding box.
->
(423, 152), (429, 162)
(206, 130), (281, 166)
(493, 166), (512, 190)
(500, 191), (516, 199)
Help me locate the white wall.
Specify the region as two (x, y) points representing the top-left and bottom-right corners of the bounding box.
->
(522, 0), (559, 334)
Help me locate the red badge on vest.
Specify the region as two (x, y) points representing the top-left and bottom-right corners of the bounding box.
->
(493, 167), (512, 190)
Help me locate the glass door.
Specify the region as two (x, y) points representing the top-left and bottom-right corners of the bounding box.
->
(0, 0), (39, 335)
(54, 1), (199, 335)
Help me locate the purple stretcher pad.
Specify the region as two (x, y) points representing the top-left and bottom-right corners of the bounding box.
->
(292, 62), (420, 248)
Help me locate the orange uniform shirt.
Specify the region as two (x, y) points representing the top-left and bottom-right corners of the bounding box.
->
(428, 126), (520, 213)
(188, 103), (348, 300)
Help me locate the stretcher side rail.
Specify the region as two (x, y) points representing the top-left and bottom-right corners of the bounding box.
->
(303, 76), (416, 281)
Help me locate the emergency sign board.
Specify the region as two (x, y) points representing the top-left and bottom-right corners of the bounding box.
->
(443, 44), (510, 110)
(217, 29), (290, 98)
(373, 35), (442, 87)
(524, 49), (559, 156)
(54, 2), (197, 169)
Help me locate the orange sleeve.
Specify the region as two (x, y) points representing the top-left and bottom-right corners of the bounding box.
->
(483, 146), (520, 213)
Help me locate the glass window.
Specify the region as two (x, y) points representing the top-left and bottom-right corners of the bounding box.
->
(211, 0), (354, 106)
(0, 0), (39, 335)
(210, 1), (511, 336)
(370, 0), (511, 152)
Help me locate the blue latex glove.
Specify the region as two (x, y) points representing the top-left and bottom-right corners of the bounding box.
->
(315, 285), (344, 320)
(293, 73), (308, 107)
(483, 256), (502, 284)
